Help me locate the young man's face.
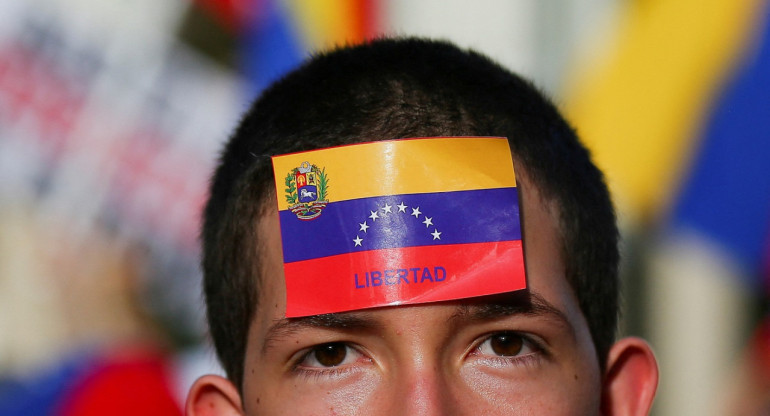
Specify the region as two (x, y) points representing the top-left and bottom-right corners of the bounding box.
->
(240, 172), (604, 415)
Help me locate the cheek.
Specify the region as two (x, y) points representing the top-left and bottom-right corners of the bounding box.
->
(456, 363), (600, 415)
(244, 370), (381, 415)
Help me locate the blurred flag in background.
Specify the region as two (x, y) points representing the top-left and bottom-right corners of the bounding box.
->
(193, 0), (379, 94)
(566, 0), (770, 414)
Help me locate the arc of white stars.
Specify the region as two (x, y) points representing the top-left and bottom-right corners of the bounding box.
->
(354, 203), (444, 246)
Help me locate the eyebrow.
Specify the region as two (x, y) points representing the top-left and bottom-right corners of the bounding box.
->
(262, 312), (383, 354)
(261, 291), (575, 354)
(450, 291), (576, 339)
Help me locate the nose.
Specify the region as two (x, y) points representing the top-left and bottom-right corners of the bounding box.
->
(389, 365), (457, 416)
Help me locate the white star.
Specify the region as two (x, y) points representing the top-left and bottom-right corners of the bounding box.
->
(422, 216), (433, 227)
(397, 202), (407, 213)
(382, 203), (392, 214)
(369, 210), (379, 221)
(359, 222), (370, 232)
(431, 229), (442, 240)
(411, 207), (421, 218)
(353, 236), (363, 246)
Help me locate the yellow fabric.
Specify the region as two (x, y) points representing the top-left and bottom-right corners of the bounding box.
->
(286, 0), (362, 50)
(565, 0), (762, 218)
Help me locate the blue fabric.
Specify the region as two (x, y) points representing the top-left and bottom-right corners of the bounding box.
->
(671, 2), (770, 284)
(0, 353), (95, 416)
(241, 0), (304, 98)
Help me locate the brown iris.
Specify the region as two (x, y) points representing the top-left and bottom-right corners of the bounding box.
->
(489, 332), (524, 356)
(313, 343), (348, 367)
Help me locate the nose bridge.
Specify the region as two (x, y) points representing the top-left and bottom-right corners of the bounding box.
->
(375, 305), (464, 416)
(389, 354), (456, 416)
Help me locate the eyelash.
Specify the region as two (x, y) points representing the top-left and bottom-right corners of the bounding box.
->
(291, 343), (367, 378)
(290, 331), (547, 379)
(468, 331), (546, 368)
(294, 365), (354, 380)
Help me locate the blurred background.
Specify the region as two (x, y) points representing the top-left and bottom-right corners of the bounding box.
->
(0, 0), (768, 414)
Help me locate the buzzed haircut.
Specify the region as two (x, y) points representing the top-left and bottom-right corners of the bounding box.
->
(202, 38), (619, 389)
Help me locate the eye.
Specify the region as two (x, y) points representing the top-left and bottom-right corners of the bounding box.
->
(298, 342), (363, 368)
(475, 331), (539, 357)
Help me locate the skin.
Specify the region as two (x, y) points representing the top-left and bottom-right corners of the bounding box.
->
(241, 171), (604, 415)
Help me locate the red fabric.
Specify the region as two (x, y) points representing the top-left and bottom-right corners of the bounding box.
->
(352, 0), (382, 40)
(751, 317), (770, 378)
(191, 0), (243, 30)
(57, 347), (181, 416)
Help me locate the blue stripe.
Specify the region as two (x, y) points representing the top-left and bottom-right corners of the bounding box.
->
(242, 0), (304, 97)
(279, 188), (521, 263)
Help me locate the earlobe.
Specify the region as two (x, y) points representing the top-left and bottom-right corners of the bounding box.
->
(601, 337), (659, 416)
(186, 375), (244, 416)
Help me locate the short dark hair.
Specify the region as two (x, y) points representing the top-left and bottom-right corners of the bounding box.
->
(202, 38), (619, 389)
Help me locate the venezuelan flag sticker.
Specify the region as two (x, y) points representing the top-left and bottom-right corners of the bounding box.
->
(271, 137), (526, 317)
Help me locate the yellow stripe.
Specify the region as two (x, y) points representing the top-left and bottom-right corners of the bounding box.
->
(285, 0), (360, 51)
(564, 0), (763, 218)
(272, 137), (516, 211)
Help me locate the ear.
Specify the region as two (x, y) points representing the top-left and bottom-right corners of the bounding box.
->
(186, 375), (244, 416)
(601, 337), (659, 416)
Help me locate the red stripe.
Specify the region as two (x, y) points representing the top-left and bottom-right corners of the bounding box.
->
(192, 0), (241, 31)
(359, 0), (381, 39)
(284, 240), (525, 317)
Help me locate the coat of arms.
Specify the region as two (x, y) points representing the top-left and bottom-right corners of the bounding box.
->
(284, 161), (329, 220)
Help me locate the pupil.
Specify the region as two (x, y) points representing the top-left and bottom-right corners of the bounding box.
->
(490, 333), (523, 356)
(314, 343), (347, 367)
